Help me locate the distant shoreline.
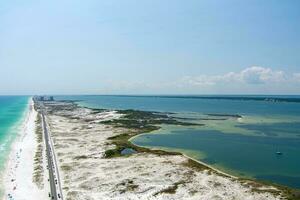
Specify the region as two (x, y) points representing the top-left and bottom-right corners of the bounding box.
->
(55, 94), (300, 103)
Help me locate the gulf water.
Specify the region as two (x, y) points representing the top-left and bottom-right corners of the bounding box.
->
(0, 96), (29, 174)
(56, 95), (300, 188)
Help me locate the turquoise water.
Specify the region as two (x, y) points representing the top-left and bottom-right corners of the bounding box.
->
(56, 95), (300, 188)
(0, 96), (29, 174)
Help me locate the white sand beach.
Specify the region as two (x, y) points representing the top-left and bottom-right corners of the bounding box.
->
(2, 100), (48, 200)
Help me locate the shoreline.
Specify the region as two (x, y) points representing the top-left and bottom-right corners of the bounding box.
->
(0, 98), (30, 197)
(107, 107), (298, 198)
(128, 122), (300, 193)
(1, 99), (48, 200)
(128, 138), (290, 191)
(127, 121), (300, 191)
(129, 125), (243, 180)
(130, 133), (237, 179)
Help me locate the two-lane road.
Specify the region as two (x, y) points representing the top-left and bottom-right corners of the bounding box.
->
(42, 111), (59, 199)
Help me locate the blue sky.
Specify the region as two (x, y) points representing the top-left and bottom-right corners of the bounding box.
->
(0, 0), (300, 94)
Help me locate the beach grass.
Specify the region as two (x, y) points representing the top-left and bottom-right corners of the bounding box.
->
(32, 113), (44, 189)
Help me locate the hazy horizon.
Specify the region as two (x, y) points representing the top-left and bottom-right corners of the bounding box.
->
(2, 94), (300, 97)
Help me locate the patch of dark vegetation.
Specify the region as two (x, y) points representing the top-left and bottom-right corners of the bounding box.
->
(153, 181), (185, 196)
(239, 177), (300, 199)
(118, 109), (169, 119)
(83, 119), (95, 123)
(104, 149), (120, 158)
(63, 186), (69, 191)
(127, 184), (139, 191)
(102, 119), (159, 129)
(207, 113), (242, 118)
(104, 131), (181, 158)
(89, 108), (107, 114)
(182, 159), (210, 172)
(104, 122), (183, 157)
(74, 155), (88, 160)
(61, 165), (72, 171)
(107, 133), (132, 140)
(117, 179), (139, 194)
(66, 191), (80, 200)
(284, 188), (300, 200)
(103, 109), (202, 129)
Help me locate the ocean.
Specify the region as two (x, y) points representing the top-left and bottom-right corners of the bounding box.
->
(0, 96), (29, 174)
(55, 95), (300, 189)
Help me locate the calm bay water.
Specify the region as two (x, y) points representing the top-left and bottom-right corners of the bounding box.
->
(0, 96), (29, 173)
(56, 95), (300, 188)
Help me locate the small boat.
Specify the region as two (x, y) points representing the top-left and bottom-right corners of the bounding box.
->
(276, 151), (282, 155)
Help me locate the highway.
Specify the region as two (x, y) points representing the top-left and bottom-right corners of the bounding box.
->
(41, 109), (62, 199)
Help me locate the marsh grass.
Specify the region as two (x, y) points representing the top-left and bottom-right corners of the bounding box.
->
(103, 109), (199, 158)
(153, 181), (186, 196)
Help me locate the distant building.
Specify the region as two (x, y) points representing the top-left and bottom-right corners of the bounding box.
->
(33, 96), (54, 101)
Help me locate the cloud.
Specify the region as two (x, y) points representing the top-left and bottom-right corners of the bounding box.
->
(240, 66), (285, 84)
(182, 66), (288, 86)
(59, 66), (299, 95)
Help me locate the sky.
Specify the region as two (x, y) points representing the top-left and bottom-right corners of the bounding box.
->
(0, 0), (300, 95)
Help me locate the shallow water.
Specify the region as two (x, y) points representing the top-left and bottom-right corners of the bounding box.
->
(132, 126), (300, 188)
(0, 96), (29, 173)
(56, 95), (300, 188)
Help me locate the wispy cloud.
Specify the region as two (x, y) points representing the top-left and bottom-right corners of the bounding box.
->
(181, 66), (289, 86)
(71, 66), (300, 95)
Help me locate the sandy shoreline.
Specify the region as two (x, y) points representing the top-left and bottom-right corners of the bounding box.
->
(2, 100), (48, 200)
(129, 133), (237, 179)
